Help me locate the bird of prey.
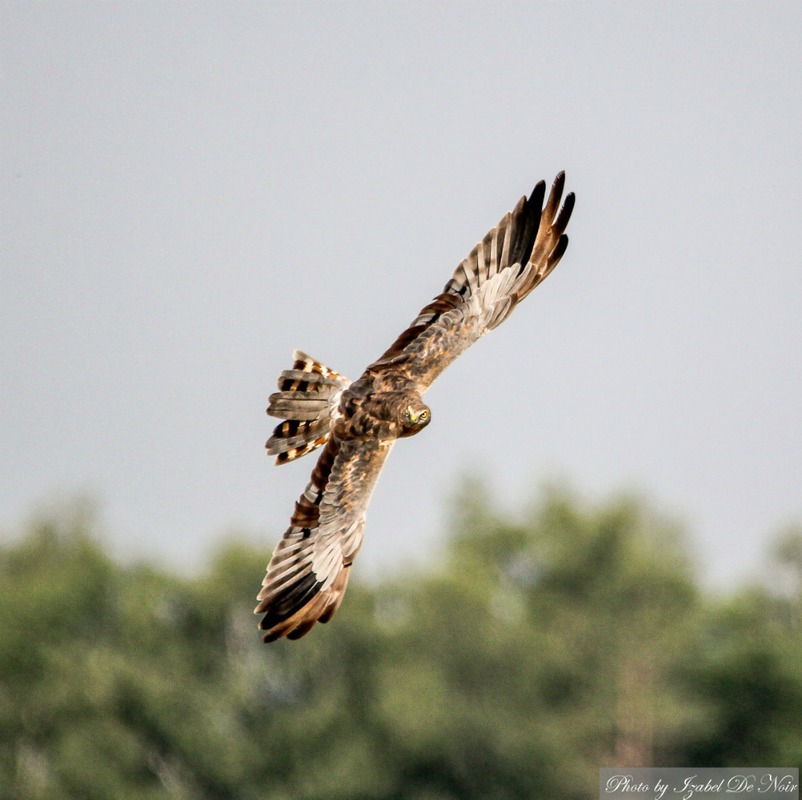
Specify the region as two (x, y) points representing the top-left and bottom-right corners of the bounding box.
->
(256, 173), (575, 642)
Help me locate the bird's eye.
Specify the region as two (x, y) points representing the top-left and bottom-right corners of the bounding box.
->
(405, 407), (429, 425)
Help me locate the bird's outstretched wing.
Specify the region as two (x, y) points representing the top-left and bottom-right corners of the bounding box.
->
(255, 435), (392, 641)
(369, 172), (574, 389)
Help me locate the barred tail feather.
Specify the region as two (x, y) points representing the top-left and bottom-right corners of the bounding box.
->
(265, 351), (350, 465)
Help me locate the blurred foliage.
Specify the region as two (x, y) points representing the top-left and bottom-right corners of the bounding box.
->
(1, 482), (800, 799)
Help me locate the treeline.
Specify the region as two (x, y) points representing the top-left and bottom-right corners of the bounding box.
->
(1, 483), (801, 799)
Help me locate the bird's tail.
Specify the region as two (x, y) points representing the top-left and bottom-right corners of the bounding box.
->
(265, 350), (350, 465)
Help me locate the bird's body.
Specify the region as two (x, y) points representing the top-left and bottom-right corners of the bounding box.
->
(339, 370), (431, 443)
(256, 173), (575, 642)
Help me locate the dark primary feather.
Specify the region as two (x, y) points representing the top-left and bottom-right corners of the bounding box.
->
(256, 173), (575, 642)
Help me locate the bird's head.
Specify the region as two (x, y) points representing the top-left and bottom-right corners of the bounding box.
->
(400, 402), (431, 437)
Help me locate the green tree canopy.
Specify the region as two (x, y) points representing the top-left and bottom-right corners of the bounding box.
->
(1, 483), (799, 799)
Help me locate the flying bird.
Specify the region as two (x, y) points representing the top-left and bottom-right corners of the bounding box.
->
(256, 173), (575, 642)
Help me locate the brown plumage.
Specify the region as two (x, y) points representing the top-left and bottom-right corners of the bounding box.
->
(256, 173), (575, 641)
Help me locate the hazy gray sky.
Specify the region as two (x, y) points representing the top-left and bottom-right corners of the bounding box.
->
(2, 2), (801, 586)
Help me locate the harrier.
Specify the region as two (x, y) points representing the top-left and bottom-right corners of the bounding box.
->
(256, 173), (575, 641)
